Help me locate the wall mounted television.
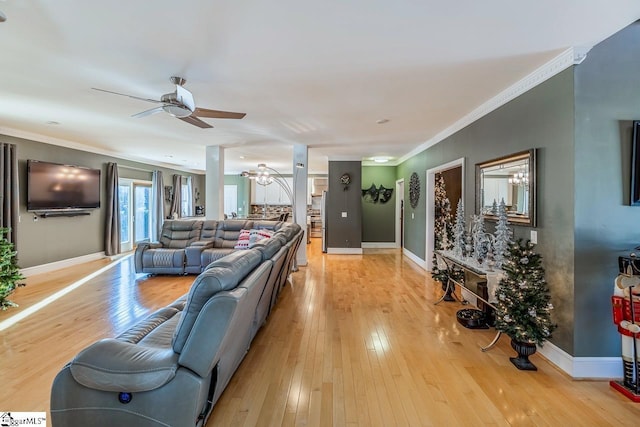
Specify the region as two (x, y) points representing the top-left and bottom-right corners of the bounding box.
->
(631, 121), (640, 205)
(27, 160), (101, 211)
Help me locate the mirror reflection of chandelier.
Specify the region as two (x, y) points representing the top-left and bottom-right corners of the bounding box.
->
(509, 170), (529, 187)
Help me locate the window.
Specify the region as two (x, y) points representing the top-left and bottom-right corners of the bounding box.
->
(181, 176), (193, 217)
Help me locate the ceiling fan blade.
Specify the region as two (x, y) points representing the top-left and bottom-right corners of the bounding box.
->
(178, 115), (213, 128)
(176, 85), (195, 112)
(92, 87), (162, 104)
(132, 106), (164, 118)
(193, 107), (246, 119)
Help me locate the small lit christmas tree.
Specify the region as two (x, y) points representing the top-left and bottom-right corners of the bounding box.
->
(493, 198), (512, 269)
(494, 239), (556, 370)
(0, 228), (25, 310)
(431, 175), (453, 284)
(430, 176), (462, 301)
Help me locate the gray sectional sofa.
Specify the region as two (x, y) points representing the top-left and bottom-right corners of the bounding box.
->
(51, 222), (304, 427)
(134, 219), (285, 275)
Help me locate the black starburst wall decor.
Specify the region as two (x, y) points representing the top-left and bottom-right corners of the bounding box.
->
(409, 172), (420, 209)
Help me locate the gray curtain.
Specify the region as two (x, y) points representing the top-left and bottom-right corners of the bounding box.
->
(170, 174), (182, 218)
(151, 170), (164, 242)
(0, 143), (19, 248)
(104, 162), (120, 256)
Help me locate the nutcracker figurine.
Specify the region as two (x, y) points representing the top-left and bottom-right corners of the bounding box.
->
(611, 255), (640, 402)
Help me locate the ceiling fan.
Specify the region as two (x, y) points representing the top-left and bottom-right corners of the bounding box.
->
(92, 76), (246, 128)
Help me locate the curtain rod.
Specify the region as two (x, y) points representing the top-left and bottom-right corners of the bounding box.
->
(118, 164), (153, 173)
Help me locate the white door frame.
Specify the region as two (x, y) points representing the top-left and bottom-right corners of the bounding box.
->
(395, 179), (404, 248)
(425, 158), (465, 266)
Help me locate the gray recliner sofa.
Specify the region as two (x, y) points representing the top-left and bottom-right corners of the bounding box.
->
(51, 223), (304, 427)
(135, 219), (285, 275)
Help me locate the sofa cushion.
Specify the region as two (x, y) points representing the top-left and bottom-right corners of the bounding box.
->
(172, 249), (263, 352)
(70, 339), (179, 392)
(248, 228), (274, 248)
(116, 307), (181, 344)
(214, 220), (254, 248)
(201, 249), (236, 268)
(159, 220), (203, 248)
(250, 237), (282, 260)
(234, 229), (251, 249)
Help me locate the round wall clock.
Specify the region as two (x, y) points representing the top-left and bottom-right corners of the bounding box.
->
(409, 172), (420, 209)
(340, 173), (351, 185)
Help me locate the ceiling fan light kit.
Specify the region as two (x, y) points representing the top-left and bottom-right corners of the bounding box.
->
(92, 76), (246, 128)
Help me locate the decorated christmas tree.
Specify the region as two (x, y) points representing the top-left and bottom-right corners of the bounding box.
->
(431, 175), (454, 285)
(452, 199), (466, 258)
(0, 228), (25, 310)
(494, 239), (556, 346)
(471, 214), (488, 264)
(493, 198), (512, 269)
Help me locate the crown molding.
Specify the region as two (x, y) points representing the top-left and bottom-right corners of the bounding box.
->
(397, 47), (578, 165)
(0, 126), (203, 174)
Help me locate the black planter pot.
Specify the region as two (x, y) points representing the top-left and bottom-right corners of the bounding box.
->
(510, 339), (538, 371)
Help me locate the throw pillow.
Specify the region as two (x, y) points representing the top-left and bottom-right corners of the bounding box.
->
(234, 229), (251, 249)
(248, 228), (274, 248)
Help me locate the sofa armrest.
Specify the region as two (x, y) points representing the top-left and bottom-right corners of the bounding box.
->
(69, 338), (179, 392)
(134, 242), (162, 273)
(190, 241), (214, 248)
(185, 242), (214, 272)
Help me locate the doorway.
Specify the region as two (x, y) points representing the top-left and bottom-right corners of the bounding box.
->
(395, 179), (405, 248)
(119, 179), (152, 253)
(425, 158), (465, 265)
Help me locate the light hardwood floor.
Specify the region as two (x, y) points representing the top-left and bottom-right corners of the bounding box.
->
(1, 239), (639, 426)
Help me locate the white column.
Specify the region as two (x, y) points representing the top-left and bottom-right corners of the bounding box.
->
(293, 144), (308, 266)
(205, 146), (224, 220)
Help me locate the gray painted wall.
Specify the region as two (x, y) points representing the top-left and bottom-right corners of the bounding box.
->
(327, 161), (362, 249)
(362, 166), (396, 243)
(3, 134), (204, 268)
(398, 68), (576, 353)
(573, 21), (640, 357)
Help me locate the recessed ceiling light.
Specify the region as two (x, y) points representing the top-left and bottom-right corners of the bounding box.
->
(165, 155), (173, 159)
(376, 119), (390, 124)
(46, 121), (60, 125)
(239, 156), (246, 159)
(373, 158), (389, 163)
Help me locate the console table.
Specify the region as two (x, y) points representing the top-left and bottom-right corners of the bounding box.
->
(435, 250), (505, 351)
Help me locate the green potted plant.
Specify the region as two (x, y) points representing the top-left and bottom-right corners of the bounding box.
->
(494, 239), (556, 370)
(0, 227), (25, 310)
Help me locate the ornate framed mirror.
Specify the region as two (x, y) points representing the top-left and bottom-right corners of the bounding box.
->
(475, 149), (536, 226)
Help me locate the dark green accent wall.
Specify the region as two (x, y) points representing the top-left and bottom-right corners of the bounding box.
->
(573, 21), (640, 357)
(2, 134), (203, 268)
(361, 166), (397, 242)
(398, 68), (576, 353)
(327, 161), (362, 249)
(224, 175), (251, 216)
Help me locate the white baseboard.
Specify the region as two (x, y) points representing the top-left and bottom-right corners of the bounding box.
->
(21, 252), (106, 277)
(326, 247), (363, 255)
(537, 341), (622, 379)
(402, 248), (427, 270)
(362, 242), (397, 249)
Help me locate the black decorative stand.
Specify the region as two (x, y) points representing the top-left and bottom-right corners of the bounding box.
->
(509, 339), (538, 371)
(456, 308), (489, 329)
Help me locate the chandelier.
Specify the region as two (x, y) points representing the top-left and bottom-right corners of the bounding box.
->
(240, 163), (304, 222)
(508, 170), (529, 187)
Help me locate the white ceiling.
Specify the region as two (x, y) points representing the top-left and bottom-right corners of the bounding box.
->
(0, 1), (639, 175)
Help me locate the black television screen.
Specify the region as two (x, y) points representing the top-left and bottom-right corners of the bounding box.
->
(27, 160), (101, 211)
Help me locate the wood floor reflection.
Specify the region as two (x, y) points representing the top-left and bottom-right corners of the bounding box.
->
(1, 239), (639, 426)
